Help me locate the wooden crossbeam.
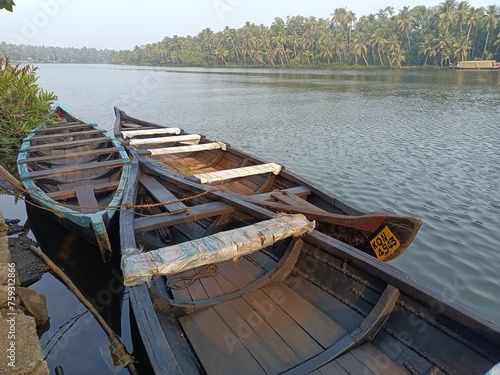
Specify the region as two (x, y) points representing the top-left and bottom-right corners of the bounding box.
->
(47, 181), (120, 200)
(145, 142), (226, 156)
(30, 129), (104, 141)
(134, 202), (234, 234)
(35, 122), (93, 132)
(121, 127), (182, 139)
(26, 137), (111, 151)
(18, 147), (120, 164)
(27, 159), (123, 180)
(128, 134), (201, 146)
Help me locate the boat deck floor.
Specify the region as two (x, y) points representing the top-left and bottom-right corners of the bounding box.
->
(158, 246), (405, 375)
(178, 281), (405, 375)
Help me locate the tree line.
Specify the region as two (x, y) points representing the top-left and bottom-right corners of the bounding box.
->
(0, 42), (113, 64)
(1, 1), (499, 68)
(111, 1), (500, 68)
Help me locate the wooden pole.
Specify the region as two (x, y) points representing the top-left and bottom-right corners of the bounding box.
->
(29, 245), (139, 375)
(0, 164), (24, 192)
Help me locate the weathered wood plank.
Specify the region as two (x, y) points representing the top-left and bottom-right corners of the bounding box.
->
(26, 136), (111, 151)
(74, 185), (98, 213)
(350, 344), (407, 375)
(47, 181), (120, 200)
(133, 201), (234, 234)
(243, 289), (323, 359)
(30, 129), (105, 141)
(317, 361), (350, 375)
(139, 174), (189, 212)
(336, 352), (376, 375)
(35, 122), (92, 132)
(28, 159), (123, 179)
(262, 283), (347, 348)
(214, 298), (302, 374)
(129, 285), (181, 374)
(179, 307), (266, 375)
(19, 147), (120, 164)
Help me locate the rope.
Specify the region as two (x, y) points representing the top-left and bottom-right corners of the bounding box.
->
(166, 264), (219, 290)
(108, 334), (137, 368)
(0, 184), (214, 217)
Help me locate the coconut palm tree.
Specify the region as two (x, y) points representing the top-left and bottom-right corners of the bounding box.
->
(453, 36), (471, 61)
(397, 6), (415, 51)
(456, 1), (470, 36)
(419, 34), (436, 65)
(351, 32), (370, 66)
(482, 5), (499, 59)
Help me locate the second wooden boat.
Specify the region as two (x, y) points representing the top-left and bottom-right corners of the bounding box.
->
(17, 105), (130, 261)
(114, 107), (421, 262)
(120, 155), (500, 375)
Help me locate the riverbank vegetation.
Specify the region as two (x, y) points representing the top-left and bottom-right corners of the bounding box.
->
(0, 58), (57, 149)
(109, 1), (499, 68)
(0, 42), (113, 64)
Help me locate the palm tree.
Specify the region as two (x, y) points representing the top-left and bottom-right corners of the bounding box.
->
(397, 6), (415, 51)
(331, 7), (348, 36)
(456, 1), (470, 36)
(200, 28), (215, 54)
(453, 36), (470, 61)
(494, 32), (500, 53)
(370, 29), (387, 65)
(288, 31), (301, 61)
(482, 5), (499, 59)
(419, 34), (436, 65)
(351, 32), (369, 66)
(385, 35), (401, 67)
(346, 11), (357, 44)
(223, 27), (239, 62)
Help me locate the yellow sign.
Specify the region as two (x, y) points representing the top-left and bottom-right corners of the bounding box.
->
(370, 226), (401, 261)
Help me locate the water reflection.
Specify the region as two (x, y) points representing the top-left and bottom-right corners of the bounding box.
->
(25, 202), (132, 375)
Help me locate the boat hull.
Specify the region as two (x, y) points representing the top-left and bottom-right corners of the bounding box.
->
(120, 156), (500, 375)
(17, 105), (130, 262)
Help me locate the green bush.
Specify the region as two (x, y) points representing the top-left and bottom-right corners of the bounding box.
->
(0, 58), (57, 149)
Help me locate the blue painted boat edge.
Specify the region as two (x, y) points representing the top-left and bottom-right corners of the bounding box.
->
(16, 104), (131, 260)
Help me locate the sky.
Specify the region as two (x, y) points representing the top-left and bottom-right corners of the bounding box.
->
(0, 0), (496, 50)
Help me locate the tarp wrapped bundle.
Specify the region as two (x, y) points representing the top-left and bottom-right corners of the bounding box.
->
(122, 214), (314, 286)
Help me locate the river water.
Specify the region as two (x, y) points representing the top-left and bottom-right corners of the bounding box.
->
(2, 64), (499, 373)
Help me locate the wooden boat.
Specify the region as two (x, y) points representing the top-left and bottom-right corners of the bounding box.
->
(120, 155), (500, 375)
(114, 107), (421, 262)
(17, 105), (131, 262)
(451, 60), (500, 70)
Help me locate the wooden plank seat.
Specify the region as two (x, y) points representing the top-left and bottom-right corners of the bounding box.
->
(19, 147), (120, 164)
(133, 201), (234, 234)
(30, 129), (105, 141)
(127, 134), (202, 146)
(34, 122), (92, 132)
(189, 162), (282, 184)
(121, 127), (182, 139)
(27, 159), (124, 180)
(141, 141), (227, 156)
(47, 181), (120, 200)
(26, 136), (111, 151)
(75, 185), (99, 213)
(179, 283), (402, 375)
